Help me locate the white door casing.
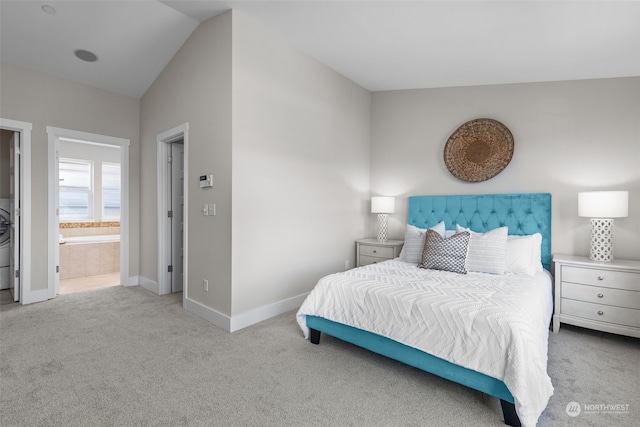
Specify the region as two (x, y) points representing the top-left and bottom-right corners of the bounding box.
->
(157, 123), (189, 299)
(47, 127), (130, 297)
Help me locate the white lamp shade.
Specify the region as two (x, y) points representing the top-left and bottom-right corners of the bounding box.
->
(578, 191), (628, 218)
(371, 196), (395, 214)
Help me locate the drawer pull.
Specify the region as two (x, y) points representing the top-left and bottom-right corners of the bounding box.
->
(597, 276), (604, 281)
(597, 293), (604, 298)
(598, 311), (604, 316)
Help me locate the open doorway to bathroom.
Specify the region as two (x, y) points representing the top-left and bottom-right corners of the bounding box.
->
(0, 129), (15, 297)
(57, 139), (121, 294)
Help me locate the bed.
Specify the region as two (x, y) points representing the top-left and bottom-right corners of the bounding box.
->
(297, 193), (553, 427)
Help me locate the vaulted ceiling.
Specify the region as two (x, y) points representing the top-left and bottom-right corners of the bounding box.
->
(1, 1), (639, 98)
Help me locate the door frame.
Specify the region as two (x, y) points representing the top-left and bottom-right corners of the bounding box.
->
(157, 123), (189, 298)
(0, 118), (31, 304)
(47, 127), (131, 296)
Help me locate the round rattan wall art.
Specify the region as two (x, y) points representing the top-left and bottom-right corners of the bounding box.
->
(444, 118), (514, 182)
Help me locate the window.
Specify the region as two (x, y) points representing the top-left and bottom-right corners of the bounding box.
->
(102, 163), (121, 220)
(59, 159), (93, 220)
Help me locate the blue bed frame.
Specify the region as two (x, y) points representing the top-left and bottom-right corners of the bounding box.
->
(307, 193), (552, 427)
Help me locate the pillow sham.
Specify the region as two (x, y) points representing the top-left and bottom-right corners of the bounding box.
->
(507, 233), (543, 276)
(418, 229), (470, 274)
(456, 225), (508, 275)
(400, 221), (446, 263)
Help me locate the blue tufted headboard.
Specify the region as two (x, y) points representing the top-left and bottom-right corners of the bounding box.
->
(407, 193), (552, 270)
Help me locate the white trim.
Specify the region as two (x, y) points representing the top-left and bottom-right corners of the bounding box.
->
(0, 118), (32, 304)
(122, 275), (138, 287)
(556, 314), (640, 339)
(184, 297), (231, 331)
(183, 292), (310, 333)
(46, 127), (131, 297)
(229, 292), (310, 332)
(138, 276), (160, 294)
(156, 123), (189, 298)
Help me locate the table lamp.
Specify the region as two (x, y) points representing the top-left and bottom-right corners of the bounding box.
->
(371, 196), (395, 242)
(578, 191), (628, 261)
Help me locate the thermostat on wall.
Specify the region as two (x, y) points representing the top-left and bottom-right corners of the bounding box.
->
(199, 174), (213, 188)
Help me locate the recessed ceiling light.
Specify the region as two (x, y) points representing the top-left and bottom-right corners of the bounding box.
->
(74, 49), (98, 63)
(42, 5), (56, 14)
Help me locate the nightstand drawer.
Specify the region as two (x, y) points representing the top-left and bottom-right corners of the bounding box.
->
(562, 282), (640, 310)
(359, 245), (394, 258)
(356, 239), (404, 268)
(562, 266), (639, 291)
(562, 299), (640, 328)
(359, 255), (388, 266)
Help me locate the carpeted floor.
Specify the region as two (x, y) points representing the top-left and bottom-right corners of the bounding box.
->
(0, 286), (637, 426)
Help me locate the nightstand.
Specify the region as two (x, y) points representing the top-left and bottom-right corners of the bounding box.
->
(553, 255), (640, 338)
(356, 238), (404, 267)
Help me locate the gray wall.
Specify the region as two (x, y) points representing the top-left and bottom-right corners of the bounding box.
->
(59, 140), (121, 163)
(371, 77), (640, 260)
(3, 14), (638, 321)
(140, 11), (371, 321)
(140, 12), (234, 314)
(231, 13), (370, 315)
(0, 62), (141, 290)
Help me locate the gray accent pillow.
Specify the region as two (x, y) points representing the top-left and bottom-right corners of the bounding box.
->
(418, 229), (470, 274)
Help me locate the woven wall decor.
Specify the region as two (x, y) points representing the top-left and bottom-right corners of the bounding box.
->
(444, 118), (514, 182)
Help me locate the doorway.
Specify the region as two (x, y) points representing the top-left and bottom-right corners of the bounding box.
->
(170, 141), (185, 293)
(57, 139), (122, 294)
(0, 129), (19, 301)
(0, 118), (32, 304)
(157, 123), (189, 298)
(47, 127), (130, 297)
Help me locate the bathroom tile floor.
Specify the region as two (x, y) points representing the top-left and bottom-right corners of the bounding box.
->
(60, 272), (120, 294)
(0, 289), (14, 306)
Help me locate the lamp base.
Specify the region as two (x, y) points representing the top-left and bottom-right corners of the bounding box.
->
(589, 218), (614, 262)
(377, 214), (389, 242)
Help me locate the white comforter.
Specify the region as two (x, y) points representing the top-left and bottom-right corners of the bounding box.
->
(296, 259), (554, 427)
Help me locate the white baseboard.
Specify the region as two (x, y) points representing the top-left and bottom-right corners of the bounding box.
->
(138, 276), (160, 294)
(230, 292), (309, 332)
(184, 297), (231, 331)
(122, 275), (139, 287)
(183, 292), (310, 333)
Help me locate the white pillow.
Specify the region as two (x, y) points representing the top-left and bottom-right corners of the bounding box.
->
(507, 233), (543, 276)
(400, 221), (446, 263)
(456, 225), (508, 275)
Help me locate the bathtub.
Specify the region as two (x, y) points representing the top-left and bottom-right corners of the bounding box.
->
(59, 235), (120, 279)
(63, 234), (120, 244)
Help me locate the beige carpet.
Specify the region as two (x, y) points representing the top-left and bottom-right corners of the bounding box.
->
(0, 285), (637, 426)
